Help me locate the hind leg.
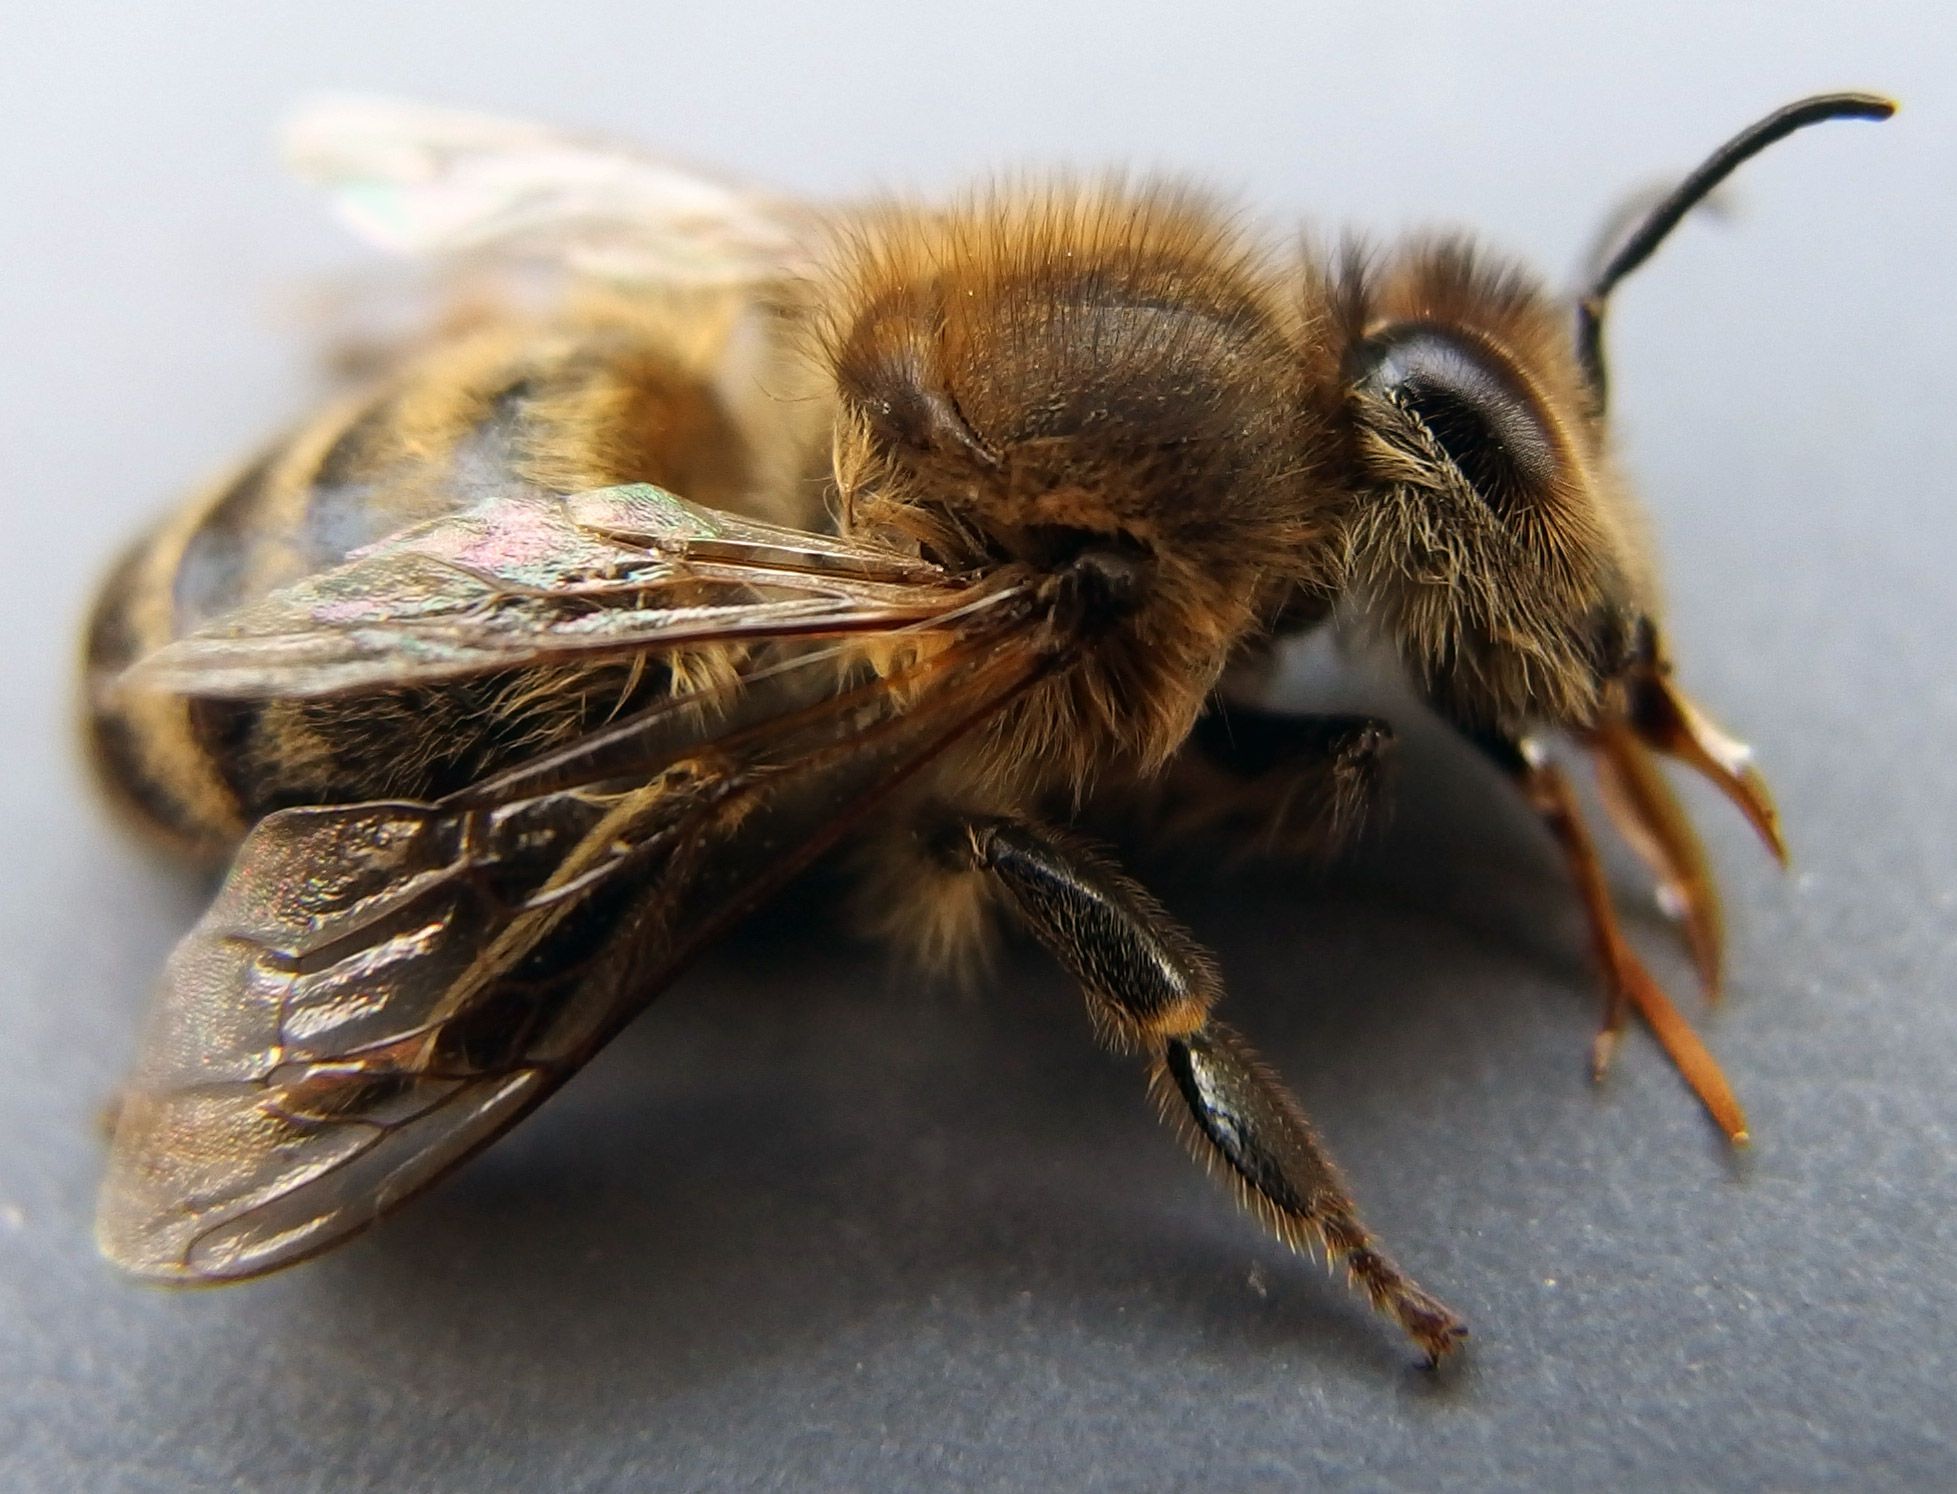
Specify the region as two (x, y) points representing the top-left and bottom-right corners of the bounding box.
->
(951, 815), (1466, 1366)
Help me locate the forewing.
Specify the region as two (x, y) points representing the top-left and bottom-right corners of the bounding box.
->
(99, 627), (1048, 1280)
(121, 482), (969, 699)
(283, 95), (818, 289)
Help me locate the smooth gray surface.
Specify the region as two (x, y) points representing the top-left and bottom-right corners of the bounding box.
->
(3, 4), (1953, 1490)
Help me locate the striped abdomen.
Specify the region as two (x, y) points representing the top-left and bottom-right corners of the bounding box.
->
(85, 296), (802, 861)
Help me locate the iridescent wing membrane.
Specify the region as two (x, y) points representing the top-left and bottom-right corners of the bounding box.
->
(99, 483), (1046, 1279)
(125, 483), (961, 699)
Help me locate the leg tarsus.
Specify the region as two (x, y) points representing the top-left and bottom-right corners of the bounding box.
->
(1153, 1022), (1468, 1365)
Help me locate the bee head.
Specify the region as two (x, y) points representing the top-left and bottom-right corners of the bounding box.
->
(1339, 237), (1658, 734)
(1339, 92), (1893, 737)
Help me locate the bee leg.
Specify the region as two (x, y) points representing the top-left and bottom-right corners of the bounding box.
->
(1465, 731), (1749, 1144)
(1170, 708), (1395, 861)
(1582, 665), (1789, 1004)
(1587, 720), (1726, 999)
(954, 816), (1467, 1366)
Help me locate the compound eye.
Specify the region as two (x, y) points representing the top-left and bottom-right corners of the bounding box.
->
(1354, 325), (1559, 516)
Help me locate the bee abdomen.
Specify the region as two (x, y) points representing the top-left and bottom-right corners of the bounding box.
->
(83, 519), (242, 860)
(85, 303), (766, 859)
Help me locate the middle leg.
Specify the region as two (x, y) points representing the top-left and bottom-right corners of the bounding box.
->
(1147, 706), (1397, 862)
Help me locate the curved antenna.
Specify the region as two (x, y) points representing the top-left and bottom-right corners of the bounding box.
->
(1575, 91), (1896, 411)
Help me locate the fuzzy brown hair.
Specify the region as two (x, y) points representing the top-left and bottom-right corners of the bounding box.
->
(1331, 236), (1660, 732)
(806, 179), (1349, 800)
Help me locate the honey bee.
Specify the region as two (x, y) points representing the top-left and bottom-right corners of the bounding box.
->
(85, 92), (1892, 1366)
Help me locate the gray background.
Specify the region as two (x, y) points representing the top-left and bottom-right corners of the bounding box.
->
(3, 3), (1953, 1489)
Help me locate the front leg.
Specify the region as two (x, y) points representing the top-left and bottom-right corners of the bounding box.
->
(1460, 728), (1750, 1143)
(952, 816), (1467, 1366)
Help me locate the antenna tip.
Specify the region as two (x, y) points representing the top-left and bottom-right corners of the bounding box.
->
(1825, 90), (1899, 121)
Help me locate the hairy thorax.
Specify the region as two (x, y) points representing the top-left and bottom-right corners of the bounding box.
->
(810, 184), (1350, 804)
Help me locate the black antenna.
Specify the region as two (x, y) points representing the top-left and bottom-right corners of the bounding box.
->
(1575, 91), (1895, 411)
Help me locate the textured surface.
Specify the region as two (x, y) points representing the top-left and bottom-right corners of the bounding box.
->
(3, 4), (1953, 1490)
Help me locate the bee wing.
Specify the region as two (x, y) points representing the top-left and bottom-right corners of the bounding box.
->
(283, 95), (818, 289)
(120, 482), (970, 700)
(99, 610), (1049, 1281)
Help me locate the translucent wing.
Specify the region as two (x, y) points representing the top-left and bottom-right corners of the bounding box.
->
(283, 95), (819, 289)
(122, 482), (968, 700)
(98, 603), (1050, 1280)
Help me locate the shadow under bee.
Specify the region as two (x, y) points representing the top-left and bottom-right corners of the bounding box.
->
(160, 717), (1683, 1414)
